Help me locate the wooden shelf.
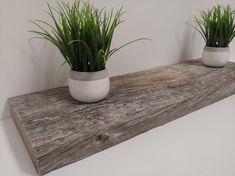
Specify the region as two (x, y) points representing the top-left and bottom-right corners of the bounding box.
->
(8, 60), (235, 175)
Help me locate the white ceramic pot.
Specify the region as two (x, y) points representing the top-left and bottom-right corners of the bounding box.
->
(68, 69), (110, 103)
(202, 46), (230, 67)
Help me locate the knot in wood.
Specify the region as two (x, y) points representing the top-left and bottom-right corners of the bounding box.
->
(96, 133), (109, 143)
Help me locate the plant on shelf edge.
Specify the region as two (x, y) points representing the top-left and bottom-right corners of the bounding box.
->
(188, 4), (235, 67)
(29, 0), (148, 103)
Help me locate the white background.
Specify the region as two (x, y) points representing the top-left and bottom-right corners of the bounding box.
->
(0, 0), (235, 176)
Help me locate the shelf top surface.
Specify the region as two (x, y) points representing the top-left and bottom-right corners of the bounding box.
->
(8, 60), (235, 149)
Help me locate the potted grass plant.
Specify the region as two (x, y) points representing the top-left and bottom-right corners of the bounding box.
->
(189, 4), (235, 67)
(29, 1), (147, 103)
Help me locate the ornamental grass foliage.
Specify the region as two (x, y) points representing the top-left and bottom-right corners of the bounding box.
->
(189, 4), (235, 47)
(29, 1), (147, 72)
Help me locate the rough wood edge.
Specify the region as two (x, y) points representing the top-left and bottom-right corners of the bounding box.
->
(8, 100), (42, 176)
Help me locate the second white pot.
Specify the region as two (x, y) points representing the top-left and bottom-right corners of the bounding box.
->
(68, 69), (110, 103)
(202, 46), (230, 67)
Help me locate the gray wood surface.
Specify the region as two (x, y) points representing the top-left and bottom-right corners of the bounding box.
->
(8, 60), (235, 175)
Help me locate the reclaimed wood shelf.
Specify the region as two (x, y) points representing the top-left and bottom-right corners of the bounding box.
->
(8, 60), (235, 175)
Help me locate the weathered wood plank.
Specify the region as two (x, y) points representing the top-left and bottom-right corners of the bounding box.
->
(8, 60), (235, 175)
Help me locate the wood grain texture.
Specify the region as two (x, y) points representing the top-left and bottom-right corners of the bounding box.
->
(8, 60), (235, 175)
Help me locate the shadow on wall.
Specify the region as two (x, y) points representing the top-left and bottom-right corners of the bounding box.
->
(175, 20), (199, 62)
(1, 102), (10, 119)
(2, 118), (37, 175)
(28, 40), (69, 90)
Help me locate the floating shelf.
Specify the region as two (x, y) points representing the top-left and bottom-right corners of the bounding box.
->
(8, 60), (235, 175)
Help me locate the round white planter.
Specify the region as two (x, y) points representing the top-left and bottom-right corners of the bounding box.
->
(202, 46), (230, 67)
(68, 69), (110, 103)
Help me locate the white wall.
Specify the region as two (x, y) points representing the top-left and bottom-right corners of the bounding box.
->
(1, 0), (235, 120)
